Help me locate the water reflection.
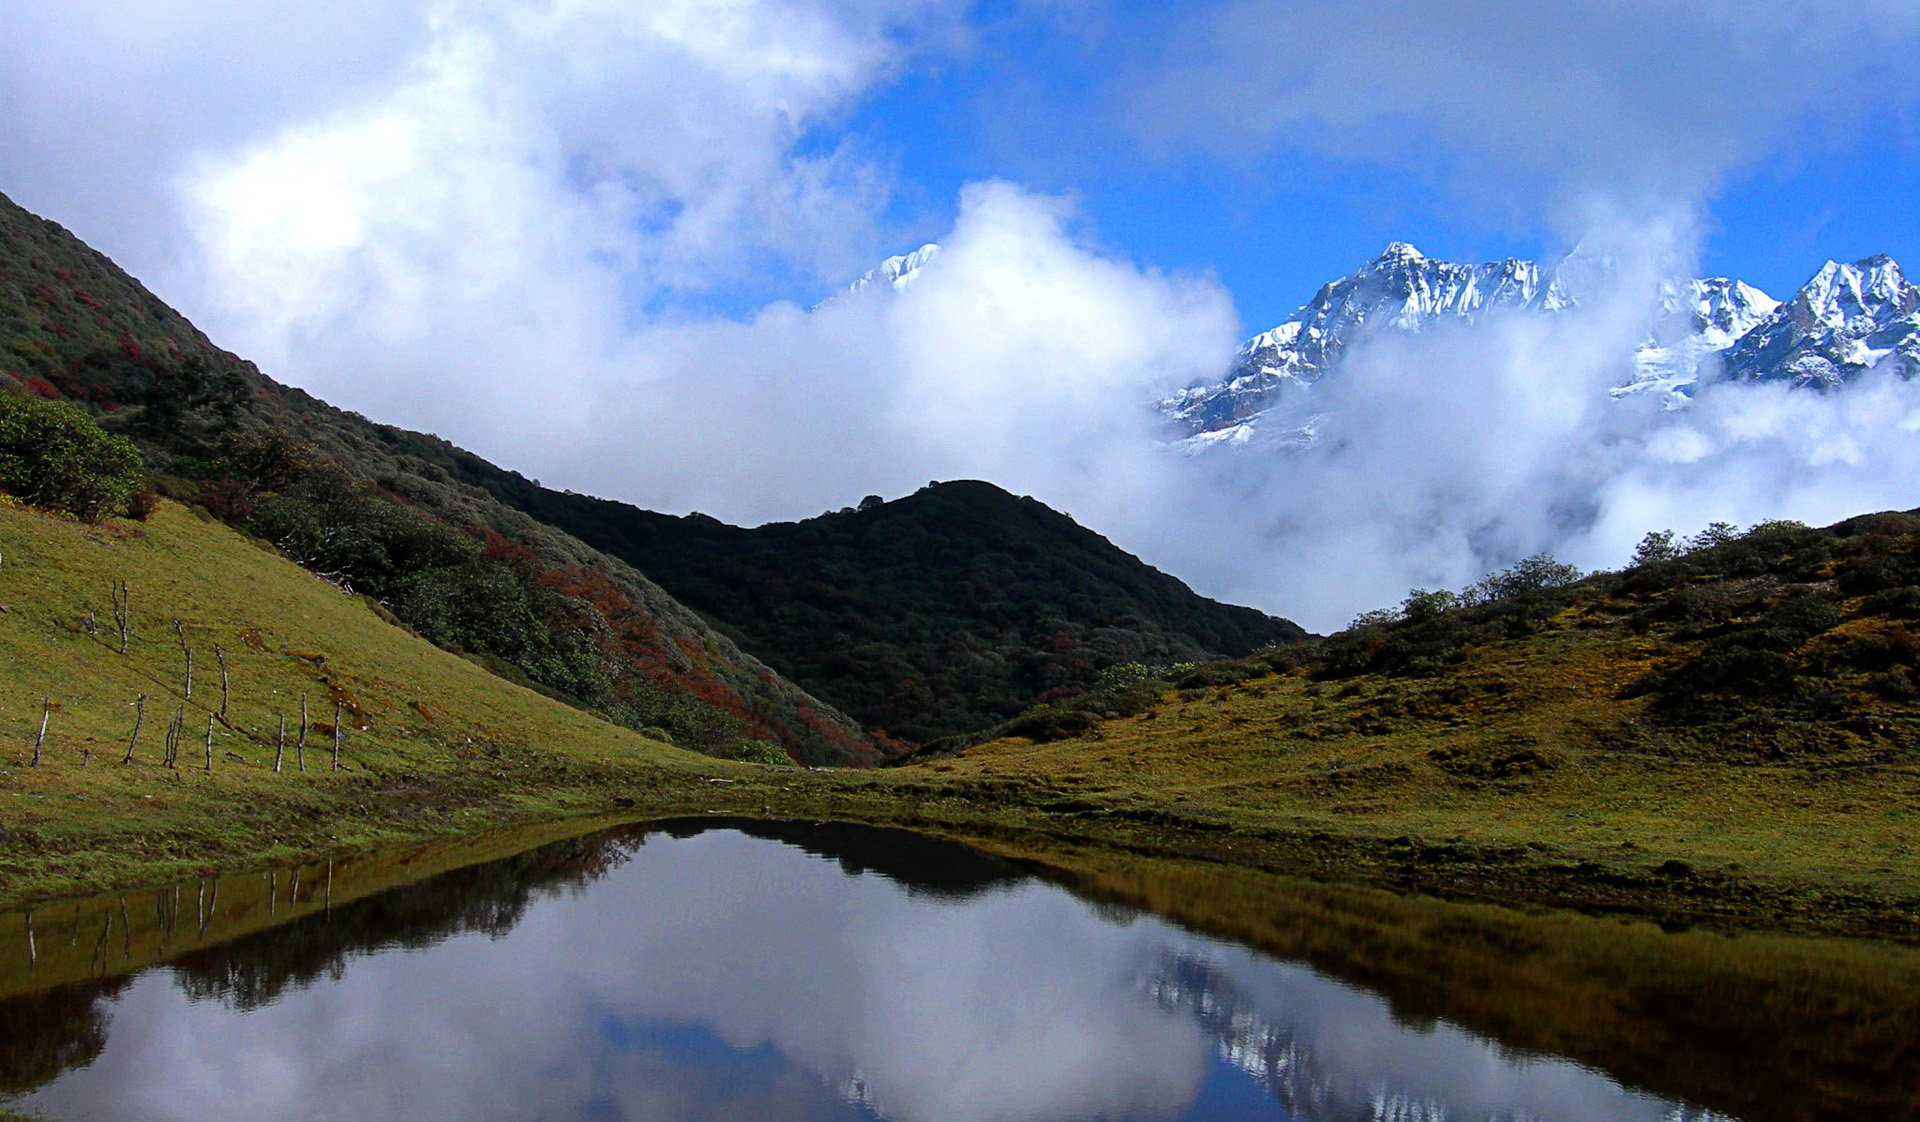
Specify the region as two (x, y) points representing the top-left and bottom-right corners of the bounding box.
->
(0, 821), (1877, 1121)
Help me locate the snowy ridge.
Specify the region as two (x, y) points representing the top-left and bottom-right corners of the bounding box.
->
(1618, 277), (1780, 403)
(1163, 242), (1586, 435)
(1719, 255), (1920, 388)
(846, 242), (940, 296)
(829, 241), (1913, 450)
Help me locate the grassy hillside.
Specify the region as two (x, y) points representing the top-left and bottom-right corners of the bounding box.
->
(0, 497), (787, 900)
(878, 512), (1920, 933)
(425, 472), (1304, 742)
(0, 189), (876, 765)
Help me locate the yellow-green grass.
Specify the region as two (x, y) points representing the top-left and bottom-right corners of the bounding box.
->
(3, 496), (1917, 938)
(854, 618), (1920, 936)
(0, 498), (797, 903)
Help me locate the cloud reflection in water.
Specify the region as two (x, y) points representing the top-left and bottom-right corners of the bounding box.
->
(16, 828), (1711, 1122)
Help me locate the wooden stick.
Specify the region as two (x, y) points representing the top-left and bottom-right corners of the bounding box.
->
(111, 580), (129, 655)
(214, 645), (230, 720)
(122, 695), (146, 764)
(331, 700), (343, 770)
(297, 694), (308, 772)
(274, 715), (285, 774)
(203, 714), (214, 772)
(31, 698), (48, 766)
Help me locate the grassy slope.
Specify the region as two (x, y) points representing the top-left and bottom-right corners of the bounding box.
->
(0, 497), (793, 900)
(0, 189), (876, 765)
(859, 524), (1920, 936)
(4, 496), (1918, 940)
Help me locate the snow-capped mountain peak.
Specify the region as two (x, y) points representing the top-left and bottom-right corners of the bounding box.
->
(1163, 245), (1586, 434)
(1720, 254), (1920, 389)
(848, 243), (940, 295)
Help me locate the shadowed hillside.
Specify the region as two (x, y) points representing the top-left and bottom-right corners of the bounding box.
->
(0, 189), (877, 765)
(406, 469), (1307, 742)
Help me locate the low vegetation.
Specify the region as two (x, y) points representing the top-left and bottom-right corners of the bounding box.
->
(884, 515), (1920, 936)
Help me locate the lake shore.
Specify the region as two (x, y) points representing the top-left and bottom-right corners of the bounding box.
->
(4, 751), (1918, 943)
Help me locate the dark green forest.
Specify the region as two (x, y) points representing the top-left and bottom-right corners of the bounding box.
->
(397, 466), (1306, 742)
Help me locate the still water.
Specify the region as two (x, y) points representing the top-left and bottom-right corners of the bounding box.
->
(0, 820), (1905, 1121)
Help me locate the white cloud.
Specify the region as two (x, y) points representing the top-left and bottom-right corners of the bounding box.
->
(5, 0), (1920, 639)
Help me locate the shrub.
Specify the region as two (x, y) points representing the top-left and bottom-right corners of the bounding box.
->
(125, 487), (160, 521)
(1465, 553), (1583, 604)
(726, 738), (791, 766)
(1632, 529), (1680, 566)
(1400, 588), (1460, 622)
(0, 392), (145, 521)
(1684, 521), (1740, 554)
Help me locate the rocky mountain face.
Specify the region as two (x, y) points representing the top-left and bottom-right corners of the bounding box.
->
(1720, 255), (1920, 388)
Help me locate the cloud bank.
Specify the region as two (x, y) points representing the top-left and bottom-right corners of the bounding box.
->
(4, 0), (1920, 632)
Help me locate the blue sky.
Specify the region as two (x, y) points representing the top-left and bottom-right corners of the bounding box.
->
(6, 0), (1920, 624)
(821, 2), (1920, 332)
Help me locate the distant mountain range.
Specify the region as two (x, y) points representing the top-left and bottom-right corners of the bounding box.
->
(1168, 241), (1920, 448)
(842, 239), (1920, 450)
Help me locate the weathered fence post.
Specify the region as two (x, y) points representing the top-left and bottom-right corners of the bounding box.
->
(164, 706), (182, 768)
(173, 621), (193, 700)
(203, 715), (214, 773)
(110, 580), (129, 655)
(297, 694), (308, 772)
(331, 700), (343, 771)
(122, 695), (146, 765)
(274, 715), (286, 773)
(31, 698), (48, 766)
(214, 645), (230, 720)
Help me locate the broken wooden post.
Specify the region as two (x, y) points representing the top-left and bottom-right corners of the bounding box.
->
(31, 698), (48, 766)
(331, 700), (343, 770)
(122, 695), (146, 764)
(163, 706), (182, 768)
(214, 645), (230, 720)
(110, 580), (129, 655)
(297, 693), (308, 772)
(203, 714), (215, 773)
(274, 715), (286, 773)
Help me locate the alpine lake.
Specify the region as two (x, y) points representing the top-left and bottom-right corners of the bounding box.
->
(1, 818), (1915, 1122)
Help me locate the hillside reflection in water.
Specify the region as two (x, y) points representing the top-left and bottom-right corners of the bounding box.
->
(5, 822), (1730, 1122)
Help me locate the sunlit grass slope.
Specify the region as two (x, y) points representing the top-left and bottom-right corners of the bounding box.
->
(892, 516), (1920, 933)
(0, 498), (740, 900)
